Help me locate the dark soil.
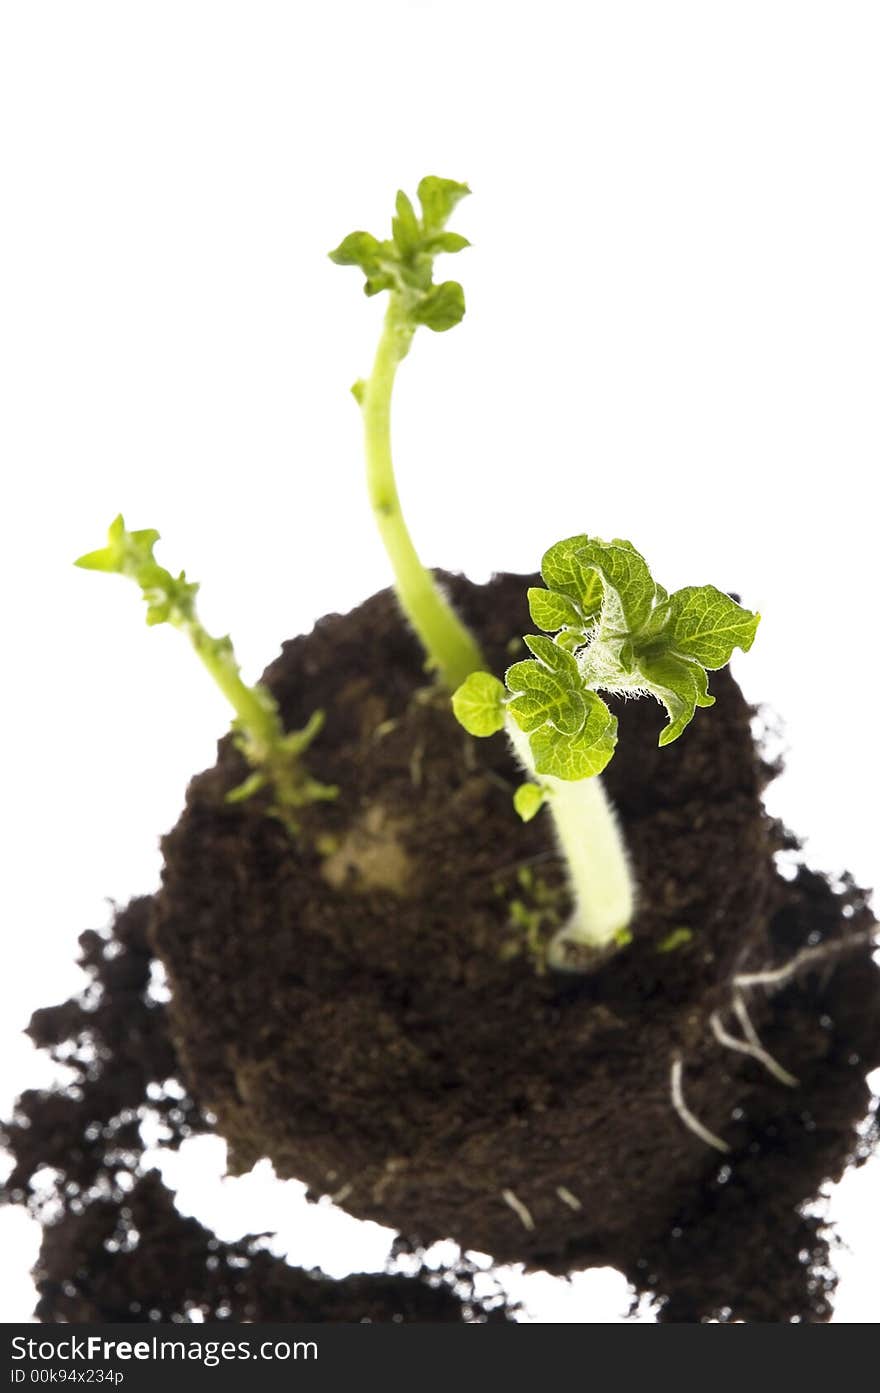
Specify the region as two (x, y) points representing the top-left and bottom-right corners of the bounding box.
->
(1, 899), (506, 1323)
(146, 572), (880, 1322)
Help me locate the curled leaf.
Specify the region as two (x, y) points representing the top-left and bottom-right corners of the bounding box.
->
(414, 281), (466, 332)
(529, 696), (618, 780)
(640, 651), (714, 746)
(506, 637), (586, 737)
(507, 532), (760, 770)
(417, 176), (470, 231)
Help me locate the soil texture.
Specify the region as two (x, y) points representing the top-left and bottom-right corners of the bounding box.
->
(1, 899), (504, 1323)
(147, 574), (880, 1321)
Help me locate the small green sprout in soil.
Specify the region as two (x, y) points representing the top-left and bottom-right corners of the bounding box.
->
(500, 866), (569, 970)
(76, 515), (336, 829)
(454, 536), (759, 969)
(657, 927), (695, 954)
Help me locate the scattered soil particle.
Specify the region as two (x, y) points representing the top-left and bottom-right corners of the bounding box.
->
(145, 573), (880, 1322)
(1, 899), (506, 1323)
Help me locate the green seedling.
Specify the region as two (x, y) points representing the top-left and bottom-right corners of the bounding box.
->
(330, 176), (486, 691)
(453, 536), (759, 969)
(333, 180), (761, 973)
(79, 179), (758, 984)
(657, 927), (694, 954)
(76, 515), (336, 829)
(502, 866), (569, 970)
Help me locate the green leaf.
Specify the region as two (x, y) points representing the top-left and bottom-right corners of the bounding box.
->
(529, 694), (618, 780)
(451, 671), (506, 736)
(331, 178), (470, 335)
(75, 515), (166, 582)
(522, 632), (580, 673)
(75, 546), (121, 572)
(578, 537), (656, 633)
(639, 651), (714, 746)
(527, 586), (584, 634)
(506, 637), (585, 736)
(506, 673), (583, 735)
(657, 927), (693, 953)
(417, 176), (470, 231)
(513, 782), (546, 822)
(666, 585), (760, 669)
(392, 190), (420, 253)
(363, 271), (396, 297)
(425, 231), (470, 254)
(542, 535), (657, 634)
(414, 280), (466, 331)
(508, 533), (760, 787)
(279, 708), (326, 756)
(225, 770), (267, 803)
(328, 231), (383, 270)
(540, 536), (604, 620)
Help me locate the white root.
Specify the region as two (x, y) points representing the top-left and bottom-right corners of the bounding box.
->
(501, 1188), (535, 1232)
(556, 1186), (582, 1212)
(669, 931), (877, 1159)
(734, 930), (876, 992)
(709, 997), (799, 1087)
(670, 1056), (730, 1154)
(734, 994), (799, 1085)
(408, 740), (424, 788)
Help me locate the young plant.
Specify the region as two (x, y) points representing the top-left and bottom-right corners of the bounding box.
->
(76, 515), (336, 829)
(453, 535), (759, 970)
(330, 176), (486, 691)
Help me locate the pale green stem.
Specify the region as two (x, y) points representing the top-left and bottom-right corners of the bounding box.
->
(186, 623), (278, 761)
(506, 717), (636, 969)
(359, 298), (486, 691)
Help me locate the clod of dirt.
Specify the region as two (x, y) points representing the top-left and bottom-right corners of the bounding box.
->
(149, 573), (880, 1322)
(1, 899), (508, 1324)
(32, 1170), (475, 1323)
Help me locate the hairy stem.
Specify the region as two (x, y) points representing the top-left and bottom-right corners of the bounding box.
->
(507, 718), (636, 968)
(359, 298), (486, 691)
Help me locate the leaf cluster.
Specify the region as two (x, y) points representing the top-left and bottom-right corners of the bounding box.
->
(453, 535), (759, 783)
(329, 176), (470, 332)
(76, 514), (200, 626)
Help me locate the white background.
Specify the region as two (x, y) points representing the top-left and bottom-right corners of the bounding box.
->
(1, 1), (878, 1321)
